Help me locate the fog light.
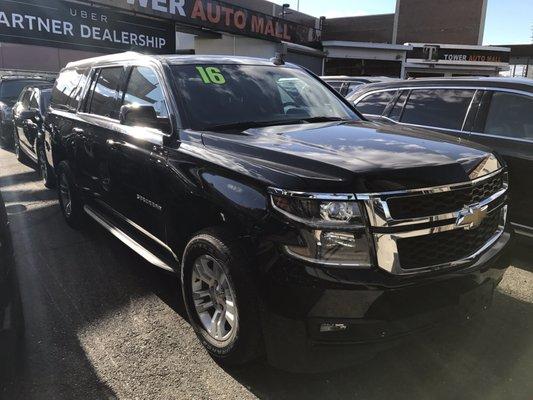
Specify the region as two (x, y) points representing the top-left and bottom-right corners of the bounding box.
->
(320, 323), (348, 332)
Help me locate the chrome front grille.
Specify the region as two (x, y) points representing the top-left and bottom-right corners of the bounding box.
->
(359, 169), (508, 275)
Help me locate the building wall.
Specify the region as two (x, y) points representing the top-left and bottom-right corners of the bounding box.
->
(0, 42), (103, 72)
(323, 14), (395, 43)
(195, 34), (278, 59)
(395, 0), (487, 45)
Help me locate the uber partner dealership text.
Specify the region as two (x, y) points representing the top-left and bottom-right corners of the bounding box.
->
(0, 9), (167, 49)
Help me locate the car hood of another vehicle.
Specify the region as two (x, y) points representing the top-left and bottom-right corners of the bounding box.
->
(200, 120), (500, 193)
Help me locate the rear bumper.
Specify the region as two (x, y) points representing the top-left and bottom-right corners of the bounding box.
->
(258, 230), (511, 371)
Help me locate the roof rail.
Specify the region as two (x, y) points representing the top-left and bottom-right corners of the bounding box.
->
(65, 51), (144, 69)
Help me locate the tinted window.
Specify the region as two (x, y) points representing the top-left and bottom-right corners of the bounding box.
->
(19, 90), (32, 108)
(171, 65), (357, 130)
(0, 80), (44, 103)
(326, 81), (344, 93)
(355, 90), (396, 115)
(484, 92), (533, 140)
(123, 67), (168, 118)
(50, 69), (85, 110)
(41, 90), (52, 111)
(401, 89), (475, 130)
(87, 67), (124, 118)
(388, 90), (409, 121)
(29, 92), (39, 109)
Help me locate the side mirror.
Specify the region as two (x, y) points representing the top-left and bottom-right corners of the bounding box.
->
(119, 104), (170, 133)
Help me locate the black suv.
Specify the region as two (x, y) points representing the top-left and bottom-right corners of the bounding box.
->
(46, 53), (511, 368)
(0, 75), (54, 146)
(13, 84), (54, 187)
(349, 77), (533, 238)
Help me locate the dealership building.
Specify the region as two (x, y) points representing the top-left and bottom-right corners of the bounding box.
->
(0, 0), (517, 77)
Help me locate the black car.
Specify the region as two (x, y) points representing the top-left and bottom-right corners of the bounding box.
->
(46, 53), (510, 368)
(12, 84), (55, 187)
(321, 76), (397, 97)
(349, 77), (533, 239)
(0, 75), (54, 146)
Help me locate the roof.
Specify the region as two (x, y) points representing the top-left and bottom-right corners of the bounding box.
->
(65, 51), (300, 69)
(348, 76), (533, 98)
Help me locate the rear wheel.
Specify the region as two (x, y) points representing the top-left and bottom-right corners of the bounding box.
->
(57, 161), (84, 229)
(182, 229), (263, 366)
(38, 143), (55, 189)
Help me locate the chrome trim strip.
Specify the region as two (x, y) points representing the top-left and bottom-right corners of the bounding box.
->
(461, 89), (478, 131)
(511, 222), (533, 238)
(268, 187), (356, 201)
(374, 205), (507, 275)
(282, 245), (371, 267)
(94, 199), (178, 262)
(352, 85), (533, 105)
(84, 205), (175, 273)
(469, 131), (533, 144)
(356, 168), (504, 199)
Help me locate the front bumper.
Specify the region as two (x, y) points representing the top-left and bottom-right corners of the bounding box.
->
(257, 229), (511, 371)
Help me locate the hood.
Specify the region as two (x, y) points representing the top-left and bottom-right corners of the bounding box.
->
(200, 121), (499, 192)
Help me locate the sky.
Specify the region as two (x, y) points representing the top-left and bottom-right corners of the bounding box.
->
(271, 0), (533, 45)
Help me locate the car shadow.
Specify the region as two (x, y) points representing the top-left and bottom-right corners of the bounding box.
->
(224, 289), (533, 400)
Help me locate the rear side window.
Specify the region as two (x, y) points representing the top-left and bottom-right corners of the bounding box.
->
(483, 92), (533, 141)
(388, 90), (409, 121)
(86, 67), (124, 118)
(355, 90), (396, 116)
(50, 69), (85, 111)
(401, 89), (475, 130)
(122, 66), (168, 118)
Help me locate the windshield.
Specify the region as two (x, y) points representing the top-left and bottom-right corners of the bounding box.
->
(170, 64), (359, 130)
(0, 80), (46, 104)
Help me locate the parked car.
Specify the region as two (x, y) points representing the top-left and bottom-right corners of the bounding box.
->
(12, 84), (55, 187)
(349, 77), (533, 239)
(46, 53), (510, 368)
(0, 75), (54, 146)
(0, 191), (24, 343)
(321, 75), (398, 97)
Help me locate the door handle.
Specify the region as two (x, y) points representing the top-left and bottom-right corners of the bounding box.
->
(72, 127), (84, 135)
(106, 138), (121, 151)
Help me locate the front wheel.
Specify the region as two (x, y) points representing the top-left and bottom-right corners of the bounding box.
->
(56, 161), (84, 229)
(181, 229), (263, 366)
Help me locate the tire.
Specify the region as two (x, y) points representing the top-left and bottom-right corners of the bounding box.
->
(38, 142), (55, 189)
(56, 161), (84, 229)
(181, 228), (264, 366)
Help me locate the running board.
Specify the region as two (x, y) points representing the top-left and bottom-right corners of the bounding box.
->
(84, 205), (175, 273)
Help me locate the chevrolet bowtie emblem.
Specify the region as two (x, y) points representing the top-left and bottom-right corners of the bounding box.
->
(456, 204), (488, 230)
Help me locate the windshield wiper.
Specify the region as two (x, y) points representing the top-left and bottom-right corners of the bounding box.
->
(203, 117), (350, 132)
(203, 119), (303, 131)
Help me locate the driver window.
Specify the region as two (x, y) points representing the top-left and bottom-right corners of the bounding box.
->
(123, 66), (168, 118)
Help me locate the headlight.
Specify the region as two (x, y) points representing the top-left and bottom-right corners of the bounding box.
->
(269, 188), (372, 267)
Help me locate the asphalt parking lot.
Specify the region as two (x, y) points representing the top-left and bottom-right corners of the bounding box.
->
(0, 145), (531, 400)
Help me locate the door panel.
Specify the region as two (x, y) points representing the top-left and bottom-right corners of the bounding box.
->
(469, 90), (533, 229)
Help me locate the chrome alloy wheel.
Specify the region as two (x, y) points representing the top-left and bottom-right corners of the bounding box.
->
(191, 254), (238, 344)
(39, 146), (48, 183)
(59, 173), (72, 217)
